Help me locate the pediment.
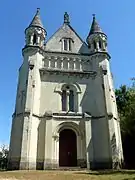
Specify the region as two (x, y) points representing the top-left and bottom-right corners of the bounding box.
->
(45, 24), (89, 54)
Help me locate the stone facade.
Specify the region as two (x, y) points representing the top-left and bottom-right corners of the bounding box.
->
(8, 10), (123, 170)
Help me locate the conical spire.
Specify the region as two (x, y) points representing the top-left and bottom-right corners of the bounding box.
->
(89, 14), (103, 35)
(29, 8), (44, 29)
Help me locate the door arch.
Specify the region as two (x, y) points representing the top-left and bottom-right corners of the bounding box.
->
(59, 129), (77, 167)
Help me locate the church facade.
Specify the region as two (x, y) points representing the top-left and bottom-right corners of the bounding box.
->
(8, 9), (123, 170)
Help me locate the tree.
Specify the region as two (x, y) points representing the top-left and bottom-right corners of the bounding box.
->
(0, 144), (9, 170)
(115, 82), (135, 168)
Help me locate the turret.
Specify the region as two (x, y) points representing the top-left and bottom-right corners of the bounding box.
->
(86, 14), (107, 53)
(24, 8), (47, 49)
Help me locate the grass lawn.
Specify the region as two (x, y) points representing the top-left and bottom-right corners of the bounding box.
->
(0, 170), (135, 180)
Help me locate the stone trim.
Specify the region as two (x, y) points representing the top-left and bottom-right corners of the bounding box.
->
(12, 111), (106, 120)
(22, 45), (110, 60)
(22, 45), (90, 57)
(53, 121), (84, 138)
(53, 112), (83, 116)
(53, 112), (84, 120)
(12, 110), (30, 118)
(54, 83), (82, 94)
(91, 115), (106, 119)
(39, 68), (97, 79)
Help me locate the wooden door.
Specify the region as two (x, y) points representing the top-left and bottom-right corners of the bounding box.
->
(59, 129), (77, 167)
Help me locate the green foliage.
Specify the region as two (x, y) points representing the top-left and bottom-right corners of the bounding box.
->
(115, 83), (135, 136)
(115, 81), (135, 168)
(0, 144), (9, 170)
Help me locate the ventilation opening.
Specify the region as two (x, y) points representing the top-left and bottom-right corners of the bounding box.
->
(99, 41), (102, 49)
(33, 34), (37, 45)
(93, 41), (96, 49)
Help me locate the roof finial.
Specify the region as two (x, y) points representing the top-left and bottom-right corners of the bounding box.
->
(36, 8), (40, 15)
(92, 14), (96, 20)
(64, 12), (70, 25)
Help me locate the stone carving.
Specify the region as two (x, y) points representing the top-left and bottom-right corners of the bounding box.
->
(52, 135), (59, 142)
(64, 12), (70, 24)
(44, 111), (53, 117)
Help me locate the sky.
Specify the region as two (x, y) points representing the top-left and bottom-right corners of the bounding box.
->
(0, 0), (135, 145)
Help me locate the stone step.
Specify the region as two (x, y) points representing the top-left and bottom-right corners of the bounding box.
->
(51, 167), (87, 171)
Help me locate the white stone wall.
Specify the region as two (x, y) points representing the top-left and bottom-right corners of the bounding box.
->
(8, 17), (123, 170)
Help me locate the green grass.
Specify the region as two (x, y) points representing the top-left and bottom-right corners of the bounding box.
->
(0, 170), (135, 180)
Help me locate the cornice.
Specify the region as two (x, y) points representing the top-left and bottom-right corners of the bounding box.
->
(12, 111), (116, 121)
(22, 45), (111, 60)
(39, 68), (97, 79)
(12, 110), (30, 118)
(90, 51), (111, 60)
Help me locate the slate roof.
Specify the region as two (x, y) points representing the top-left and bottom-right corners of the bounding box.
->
(29, 8), (44, 29)
(89, 14), (103, 35)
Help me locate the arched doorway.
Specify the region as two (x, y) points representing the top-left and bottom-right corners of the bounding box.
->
(59, 129), (77, 167)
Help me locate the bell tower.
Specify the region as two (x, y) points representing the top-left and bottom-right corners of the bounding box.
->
(86, 14), (107, 53)
(25, 8), (47, 48)
(8, 8), (47, 170)
(86, 15), (123, 169)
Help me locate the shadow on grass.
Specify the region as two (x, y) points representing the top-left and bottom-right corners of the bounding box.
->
(0, 169), (7, 172)
(75, 169), (135, 175)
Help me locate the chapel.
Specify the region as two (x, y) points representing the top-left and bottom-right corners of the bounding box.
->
(8, 9), (123, 170)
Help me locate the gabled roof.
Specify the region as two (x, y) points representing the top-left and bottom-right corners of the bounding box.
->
(46, 12), (87, 46)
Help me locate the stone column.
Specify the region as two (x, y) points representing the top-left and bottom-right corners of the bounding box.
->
(63, 57), (68, 69)
(73, 58), (76, 70)
(57, 57), (62, 69)
(69, 58), (74, 70)
(75, 58), (80, 70)
(48, 57), (51, 68)
(52, 135), (59, 168)
(30, 35), (33, 45)
(96, 41), (99, 50)
(44, 56), (50, 68)
(37, 36), (40, 45)
(61, 57), (64, 69)
(54, 57), (57, 69)
(66, 90), (70, 111)
(77, 135), (81, 166)
(51, 56), (55, 68)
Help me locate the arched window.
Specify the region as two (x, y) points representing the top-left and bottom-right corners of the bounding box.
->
(64, 39), (68, 51)
(61, 85), (75, 112)
(93, 41), (97, 49)
(99, 40), (102, 49)
(69, 90), (74, 111)
(62, 90), (67, 111)
(33, 34), (37, 45)
(69, 39), (72, 51)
